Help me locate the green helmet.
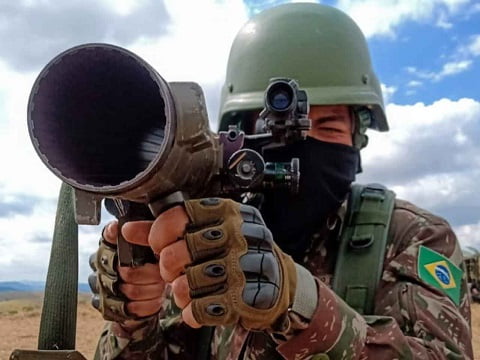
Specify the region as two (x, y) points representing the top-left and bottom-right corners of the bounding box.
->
(218, 3), (388, 146)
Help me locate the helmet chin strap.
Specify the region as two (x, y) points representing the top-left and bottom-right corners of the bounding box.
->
(352, 107), (372, 150)
(349, 107), (373, 174)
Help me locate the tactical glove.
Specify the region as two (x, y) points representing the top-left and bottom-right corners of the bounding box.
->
(183, 198), (300, 330)
(88, 230), (132, 322)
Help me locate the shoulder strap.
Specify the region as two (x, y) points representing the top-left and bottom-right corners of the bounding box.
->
(332, 183), (395, 315)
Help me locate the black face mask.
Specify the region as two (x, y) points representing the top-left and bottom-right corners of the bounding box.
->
(260, 137), (359, 262)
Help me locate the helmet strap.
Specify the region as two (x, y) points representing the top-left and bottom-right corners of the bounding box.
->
(352, 107), (371, 150)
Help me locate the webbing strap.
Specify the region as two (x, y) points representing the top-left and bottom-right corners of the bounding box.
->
(332, 183), (395, 315)
(38, 183), (79, 350)
(291, 264), (318, 320)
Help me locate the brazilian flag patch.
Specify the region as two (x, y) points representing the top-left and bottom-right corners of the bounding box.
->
(418, 246), (463, 305)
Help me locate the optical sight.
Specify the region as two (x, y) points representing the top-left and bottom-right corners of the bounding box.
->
(259, 78), (310, 143)
(266, 80), (295, 113)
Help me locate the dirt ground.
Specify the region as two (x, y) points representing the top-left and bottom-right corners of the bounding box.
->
(1, 296), (479, 359)
(472, 303), (480, 359)
(0, 294), (104, 360)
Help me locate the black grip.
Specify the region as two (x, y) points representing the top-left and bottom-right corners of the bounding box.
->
(105, 199), (157, 267)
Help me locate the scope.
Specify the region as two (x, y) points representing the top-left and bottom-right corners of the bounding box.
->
(265, 80), (295, 113)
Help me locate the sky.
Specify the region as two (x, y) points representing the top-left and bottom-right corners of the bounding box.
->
(0, 0), (479, 283)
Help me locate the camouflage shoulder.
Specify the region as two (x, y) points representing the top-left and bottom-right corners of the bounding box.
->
(392, 198), (452, 228)
(377, 198), (473, 359)
(387, 198), (462, 262)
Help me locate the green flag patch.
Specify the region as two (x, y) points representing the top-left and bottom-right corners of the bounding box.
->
(418, 246), (463, 305)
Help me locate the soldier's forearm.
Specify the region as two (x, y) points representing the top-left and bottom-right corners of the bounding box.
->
(96, 315), (166, 359)
(275, 278), (473, 360)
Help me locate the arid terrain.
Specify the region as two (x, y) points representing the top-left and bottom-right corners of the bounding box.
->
(0, 293), (104, 360)
(1, 293), (479, 359)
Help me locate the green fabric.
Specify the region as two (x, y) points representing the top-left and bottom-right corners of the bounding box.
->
(332, 184), (395, 315)
(38, 183), (79, 350)
(418, 245), (463, 305)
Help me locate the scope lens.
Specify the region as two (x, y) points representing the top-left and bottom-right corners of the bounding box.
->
(271, 91), (290, 110)
(267, 82), (294, 112)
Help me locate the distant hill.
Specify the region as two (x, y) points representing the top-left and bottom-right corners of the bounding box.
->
(0, 281), (90, 293)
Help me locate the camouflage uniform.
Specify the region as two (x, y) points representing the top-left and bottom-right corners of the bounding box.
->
(96, 198), (473, 359)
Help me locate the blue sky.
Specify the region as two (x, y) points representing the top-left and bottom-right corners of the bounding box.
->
(0, 0), (479, 282)
(370, 14), (480, 105)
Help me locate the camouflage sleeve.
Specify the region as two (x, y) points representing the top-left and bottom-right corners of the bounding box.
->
(95, 289), (206, 359)
(275, 199), (473, 360)
(96, 316), (167, 359)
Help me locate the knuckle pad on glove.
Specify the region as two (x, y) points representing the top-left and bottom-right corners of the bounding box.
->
(98, 273), (118, 295)
(186, 259), (228, 297)
(241, 222), (274, 249)
(92, 235), (134, 322)
(240, 252), (280, 284)
(239, 204), (265, 225)
(88, 273), (99, 294)
(184, 198), (242, 262)
(184, 198), (296, 330)
(96, 243), (117, 276)
(91, 295), (100, 309)
(239, 222), (281, 309)
(185, 226), (228, 262)
(95, 275), (135, 322)
(243, 282), (278, 309)
(89, 252), (97, 271)
(185, 198), (224, 227)
(191, 295), (238, 326)
(99, 295), (130, 322)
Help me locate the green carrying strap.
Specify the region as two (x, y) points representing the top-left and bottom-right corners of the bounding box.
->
(38, 183), (79, 351)
(11, 183), (84, 359)
(332, 183), (395, 315)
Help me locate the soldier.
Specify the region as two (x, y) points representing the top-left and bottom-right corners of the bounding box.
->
(91, 3), (473, 359)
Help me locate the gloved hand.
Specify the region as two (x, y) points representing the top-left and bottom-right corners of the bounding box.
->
(88, 221), (166, 325)
(135, 198), (299, 330)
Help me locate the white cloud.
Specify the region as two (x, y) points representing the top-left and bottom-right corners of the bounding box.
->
(102, 0), (145, 16)
(336, 0), (470, 38)
(467, 34), (480, 55)
(433, 60), (473, 80)
(406, 33), (480, 84)
(361, 97), (480, 166)
(436, 10), (454, 29)
(0, 60), (61, 198)
(0, 0), (249, 197)
(0, 204), (110, 282)
(0, 203), (56, 280)
(1, 0), (479, 283)
(358, 97), (480, 249)
(387, 172), (479, 214)
(406, 60), (473, 81)
(406, 66), (417, 74)
(381, 83), (397, 104)
(455, 222), (480, 249)
(0, 0), (249, 282)
(469, 3), (480, 14)
(0, 0), (172, 72)
(407, 80), (423, 87)
(128, 0), (248, 122)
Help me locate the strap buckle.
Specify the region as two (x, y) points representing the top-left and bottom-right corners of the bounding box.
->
(350, 234), (374, 249)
